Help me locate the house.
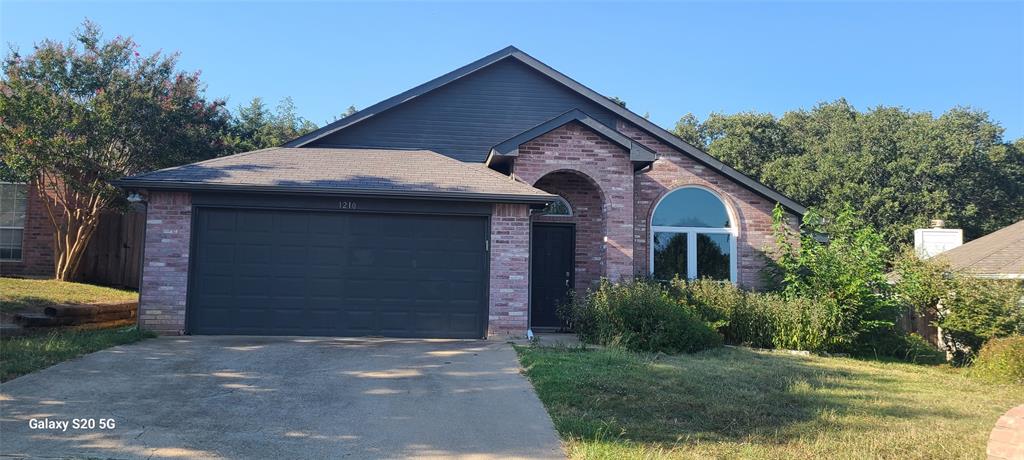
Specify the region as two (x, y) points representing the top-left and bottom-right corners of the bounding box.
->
(0, 182), (145, 287)
(0, 183), (53, 277)
(115, 46), (806, 338)
(937, 219), (1024, 279)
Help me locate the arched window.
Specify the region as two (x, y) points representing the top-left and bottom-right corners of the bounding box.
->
(540, 196), (573, 217)
(650, 187), (736, 282)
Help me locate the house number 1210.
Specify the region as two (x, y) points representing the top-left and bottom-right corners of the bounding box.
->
(339, 201), (358, 210)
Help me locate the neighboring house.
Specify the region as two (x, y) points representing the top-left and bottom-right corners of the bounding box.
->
(116, 46), (806, 338)
(0, 182), (145, 287)
(0, 182), (56, 278)
(937, 219), (1024, 279)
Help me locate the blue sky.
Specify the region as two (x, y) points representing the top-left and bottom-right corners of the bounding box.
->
(3, 1), (1023, 140)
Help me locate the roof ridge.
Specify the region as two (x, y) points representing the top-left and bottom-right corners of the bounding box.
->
(278, 46), (807, 215)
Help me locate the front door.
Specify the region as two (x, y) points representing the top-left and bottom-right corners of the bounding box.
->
(530, 223), (574, 330)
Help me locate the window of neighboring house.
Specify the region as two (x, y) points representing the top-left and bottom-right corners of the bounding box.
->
(0, 183), (28, 261)
(650, 186), (737, 282)
(540, 196), (573, 217)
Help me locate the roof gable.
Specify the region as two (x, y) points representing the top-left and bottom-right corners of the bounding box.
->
(487, 109), (656, 173)
(295, 55), (618, 163)
(286, 46), (807, 215)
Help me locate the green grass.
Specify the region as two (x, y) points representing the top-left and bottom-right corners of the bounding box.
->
(0, 278), (137, 312)
(516, 345), (1024, 459)
(1, 325), (155, 382)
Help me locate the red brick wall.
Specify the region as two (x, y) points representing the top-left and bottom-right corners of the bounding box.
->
(620, 121), (792, 290)
(138, 191), (191, 335)
(514, 122), (635, 282)
(533, 171), (605, 294)
(0, 183), (55, 278)
(488, 203), (531, 337)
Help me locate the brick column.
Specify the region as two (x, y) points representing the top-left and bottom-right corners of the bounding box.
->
(138, 191), (191, 335)
(488, 203), (530, 337)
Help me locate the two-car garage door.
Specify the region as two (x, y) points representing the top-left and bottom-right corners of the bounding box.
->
(188, 208), (488, 338)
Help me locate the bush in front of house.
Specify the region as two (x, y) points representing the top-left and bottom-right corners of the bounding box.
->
(767, 205), (904, 354)
(893, 248), (1023, 364)
(563, 279), (721, 354)
(937, 277), (1024, 364)
(675, 278), (844, 353)
(969, 336), (1024, 384)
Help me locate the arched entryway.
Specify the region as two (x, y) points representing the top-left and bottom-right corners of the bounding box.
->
(529, 170), (606, 331)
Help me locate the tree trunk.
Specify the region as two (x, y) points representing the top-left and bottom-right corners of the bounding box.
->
(36, 176), (106, 282)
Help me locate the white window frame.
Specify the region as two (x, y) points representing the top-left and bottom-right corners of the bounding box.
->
(648, 186), (738, 283)
(0, 182), (28, 262)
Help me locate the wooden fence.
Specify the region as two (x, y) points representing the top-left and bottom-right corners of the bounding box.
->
(78, 210), (146, 289)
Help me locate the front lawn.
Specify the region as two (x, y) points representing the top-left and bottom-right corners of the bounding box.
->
(0, 278), (137, 312)
(517, 346), (1024, 459)
(0, 326), (155, 382)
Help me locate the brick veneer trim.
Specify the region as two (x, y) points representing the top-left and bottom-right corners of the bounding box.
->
(137, 191), (191, 335)
(488, 203), (531, 337)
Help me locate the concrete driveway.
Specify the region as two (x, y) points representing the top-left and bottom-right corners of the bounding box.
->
(0, 336), (564, 459)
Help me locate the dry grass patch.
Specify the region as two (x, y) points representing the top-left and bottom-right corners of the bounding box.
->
(517, 346), (1023, 459)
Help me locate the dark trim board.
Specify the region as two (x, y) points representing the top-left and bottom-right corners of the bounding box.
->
(190, 192), (496, 216)
(185, 204), (492, 338)
(114, 180), (554, 205)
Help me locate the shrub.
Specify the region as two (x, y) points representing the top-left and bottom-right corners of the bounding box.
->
(970, 336), (1024, 384)
(768, 205), (901, 352)
(563, 280), (721, 353)
(939, 278), (1024, 363)
(671, 278), (744, 333)
(765, 294), (845, 352)
(672, 278), (846, 353)
(720, 292), (775, 348)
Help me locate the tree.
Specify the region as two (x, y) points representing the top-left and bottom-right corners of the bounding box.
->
(0, 21), (230, 280)
(673, 100), (1024, 249)
(226, 96), (318, 152)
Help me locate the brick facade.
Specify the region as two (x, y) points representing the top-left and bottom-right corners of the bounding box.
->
(514, 122), (635, 283)
(138, 191), (191, 335)
(533, 171), (605, 294)
(0, 183), (55, 278)
(621, 122), (790, 290)
(488, 203), (531, 336)
(131, 121), (794, 337)
(508, 120), (792, 292)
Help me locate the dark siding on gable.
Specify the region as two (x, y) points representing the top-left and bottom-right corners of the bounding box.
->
(308, 58), (620, 163)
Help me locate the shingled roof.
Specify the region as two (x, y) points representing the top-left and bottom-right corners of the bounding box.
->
(116, 148), (556, 204)
(284, 46), (807, 215)
(938, 219), (1024, 279)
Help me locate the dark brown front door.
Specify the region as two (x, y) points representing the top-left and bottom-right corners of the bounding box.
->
(530, 223), (574, 330)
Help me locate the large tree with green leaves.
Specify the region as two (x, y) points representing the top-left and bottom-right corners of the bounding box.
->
(225, 96), (318, 152)
(674, 99), (1024, 248)
(0, 21), (230, 280)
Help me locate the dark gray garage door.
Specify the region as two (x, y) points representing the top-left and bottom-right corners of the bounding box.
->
(189, 208), (488, 338)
